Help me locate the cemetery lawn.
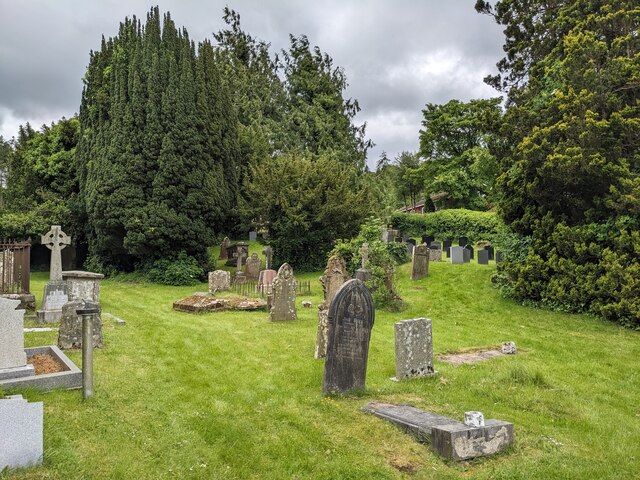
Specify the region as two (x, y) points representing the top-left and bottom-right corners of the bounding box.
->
(4, 257), (640, 479)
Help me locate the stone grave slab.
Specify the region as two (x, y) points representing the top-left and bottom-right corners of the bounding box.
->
(37, 226), (71, 322)
(464, 245), (474, 260)
(173, 294), (228, 313)
(0, 395), (43, 469)
(322, 279), (374, 395)
(362, 402), (514, 461)
(393, 318), (437, 380)
(495, 250), (504, 263)
(484, 246), (495, 260)
(463, 248), (471, 263)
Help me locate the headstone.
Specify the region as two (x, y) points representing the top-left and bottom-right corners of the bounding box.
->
(245, 253), (261, 280)
(495, 250), (504, 263)
(463, 247), (471, 263)
(362, 402), (514, 461)
(37, 226), (71, 323)
(424, 235), (435, 245)
(315, 256), (350, 359)
(234, 242), (249, 283)
(464, 244), (474, 260)
(57, 300), (103, 349)
(393, 318), (436, 380)
(382, 229), (394, 243)
(0, 297), (35, 380)
(257, 269), (277, 295)
(443, 240), (452, 258)
(208, 270), (230, 292)
(269, 263), (297, 321)
(322, 279), (374, 395)
(429, 243), (442, 262)
(249, 231), (257, 242)
(477, 249), (489, 265)
(406, 241), (415, 255)
(451, 246), (465, 264)
(219, 237), (230, 260)
(262, 245), (273, 270)
(484, 245), (495, 260)
(410, 243), (429, 280)
(0, 395), (43, 469)
(458, 236), (468, 247)
(62, 271), (104, 303)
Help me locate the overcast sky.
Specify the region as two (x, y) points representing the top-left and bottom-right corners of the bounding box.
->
(0, 1), (504, 169)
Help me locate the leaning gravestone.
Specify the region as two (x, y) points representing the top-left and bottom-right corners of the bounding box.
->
(315, 256), (350, 359)
(208, 270), (231, 292)
(269, 263), (297, 321)
(58, 300), (103, 350)
(0, 395), (43, 469)
(393, 318), (437, 380)
(37, 226), (71, 323)
(219, 237), (230, 260)
(245, 253), (261, 280)
(411, 243), (429, 280)
(322, 279), (374, 395)
(451, 246), (465, 265)
(477, 249), (489, 265)
(0, 297), (34, 380)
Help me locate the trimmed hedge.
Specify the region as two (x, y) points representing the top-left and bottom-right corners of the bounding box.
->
(390, 209), (504, 243)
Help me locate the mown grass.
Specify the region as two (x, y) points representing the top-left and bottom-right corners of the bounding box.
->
(3, 244), (639, 479)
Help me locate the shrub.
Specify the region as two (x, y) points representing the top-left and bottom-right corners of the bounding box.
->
(146, 253), (205, 286)
(390, 209), (504, 242)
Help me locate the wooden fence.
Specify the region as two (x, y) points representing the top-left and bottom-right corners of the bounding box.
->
(230, 278), (311, 297)
(0, 239), (31, 294)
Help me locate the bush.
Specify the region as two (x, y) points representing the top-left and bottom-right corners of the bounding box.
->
(390, 209), (504, 243)
(146, 253), (205, 286)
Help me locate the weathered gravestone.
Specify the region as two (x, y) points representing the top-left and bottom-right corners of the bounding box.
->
(234, 242), (249, 283)
(262, 245), (273, 270)
(477, 249), (489, 265)
(257, 269), (277, 295)
(429, 242), (443, 262)
(58, 300), (103, 350)
(249, 231), (257, 242)
(393, 318), (437, 380)
(362, 402), (514, 461)
(410, 244), (429, 280)
(451, 246), (465, 265)
(208, 270), (231, 292)
(219, 237), (230, 260)
(269, 263), (297, 321)
(315, 256), (350, 359)
(62, 271), (103, 303)
(37, 226), (71, 323)
(0, 297), (34, 380)
(245, 253), (261, 280)
(443, 240), (452, 258)
(0, 395), (43, 469)
(464, 244), (474, 260)
(322, 279), (374, 395)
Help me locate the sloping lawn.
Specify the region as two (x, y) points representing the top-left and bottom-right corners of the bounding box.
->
(3, 254), (639, 479)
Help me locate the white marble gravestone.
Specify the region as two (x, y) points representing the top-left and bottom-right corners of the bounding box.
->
(0, 297), (35, 380)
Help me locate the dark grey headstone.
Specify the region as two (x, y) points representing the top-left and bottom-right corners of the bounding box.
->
(484, 245), (495, 260)
(495, 250), (504, 263)
(451, 246), (465, 264)
(322, 279), (374, 395)
(458, 237), (468, 247)
(463, 248), (471, 263)
(477, 249), (489, 265)
(464, 244), (474, 260)
(443, 240), (452, 258)
(57, 301), (103, 349)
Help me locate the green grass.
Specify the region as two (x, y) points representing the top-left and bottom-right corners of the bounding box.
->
(3, 255), (639, 479)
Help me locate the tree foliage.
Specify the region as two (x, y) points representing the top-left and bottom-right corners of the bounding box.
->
(479, 0), (640, 327)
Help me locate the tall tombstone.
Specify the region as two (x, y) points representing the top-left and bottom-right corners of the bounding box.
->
(37, 225), (71, 323)
(393, 318), (437, 380)
(0, 297), (35, 380)
(411, 243), (429, 280)
(269, 263), (297, 321)
(219, 237), (230, 260)
(262, 245), (273, 270)
(245, 253), (261, 280)
(406, 241), (415, 255)
(322, 279), (374, 395)
(451, 246), (465, 264)
(477, 249), (489, 265)
(443, 240), (452, 258)
(315, 256), (350, 359)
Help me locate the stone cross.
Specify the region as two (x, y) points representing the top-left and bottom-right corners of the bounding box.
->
(322, 279), (374, 395)
(359, 242), (369, 269)
(262, 246), (273, 270)
(41, 226), (70, 282)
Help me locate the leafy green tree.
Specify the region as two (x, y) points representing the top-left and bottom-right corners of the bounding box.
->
(419, 98), (502, 209)
(478, 0), (640, 327)
(243, 154), (374, 270)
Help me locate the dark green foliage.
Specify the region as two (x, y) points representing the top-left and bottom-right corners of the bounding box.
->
(390, 210), (504, 242)
(331, 218), (405, 310)
(243, 154), (374, 271)
(146, 252), (205, 286)
(419, 98), (502, 209)
(479, 0), (640, 327)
